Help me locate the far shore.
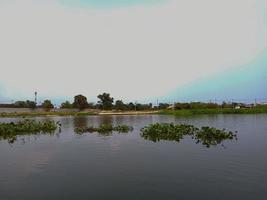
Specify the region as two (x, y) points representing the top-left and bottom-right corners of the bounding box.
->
(0, 110), (159, 118)
(1, 108), (267, 118)
(98, 111), (159, 115)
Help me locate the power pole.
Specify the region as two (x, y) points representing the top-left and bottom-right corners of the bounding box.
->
(34, 91), (37, 105)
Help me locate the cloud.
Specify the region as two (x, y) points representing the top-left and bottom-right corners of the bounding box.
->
(0, 0), (266, 102)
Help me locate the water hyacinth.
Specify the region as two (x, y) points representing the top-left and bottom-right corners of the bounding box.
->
(140, 123), (198, 142)
(140, 123), (237, 147)
(75, 124), (133, 135)
(0, 119), (60, 143)
(195, 127), (237, 147)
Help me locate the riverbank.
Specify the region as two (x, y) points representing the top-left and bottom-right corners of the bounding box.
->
(0, 111), (97, 118)
(98, 111), (159, 115)
(159, 108), (267, 116)
(1, 108), (267, 118)
(0, 110), (159, 118)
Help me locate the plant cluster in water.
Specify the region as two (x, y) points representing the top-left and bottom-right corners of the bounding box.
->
(140, 123), (237, 147)
(0, 119), (60, 143)
(75, 124), (133, 135)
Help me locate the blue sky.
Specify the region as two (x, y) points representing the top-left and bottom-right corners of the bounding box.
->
(0, 0), (266, 104)
(163, 49), (267, 103)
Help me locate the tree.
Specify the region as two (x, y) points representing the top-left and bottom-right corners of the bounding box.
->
(73, 95), (88, 110)
(14, 100), (36, 109)
(26, 100), (36, 109)
(97, 93), (114, 110)
(61, 101), (73, 109)
(136, 103), (153, 111)
(115, 100), (126, 111)
(14, 101), (27, 108)
(127, 102), (135, 111)
(42, 100), (54, 111)
(87, 102), (95, 109)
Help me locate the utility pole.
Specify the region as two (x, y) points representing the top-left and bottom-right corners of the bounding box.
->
(34, 91), (37, 105)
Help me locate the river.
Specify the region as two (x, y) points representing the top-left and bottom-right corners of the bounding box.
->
(0, 114), (266, 200)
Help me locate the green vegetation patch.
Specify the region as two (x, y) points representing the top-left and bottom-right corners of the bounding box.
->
(140, 123), (237, 147)
(0, 111), (97, 118)
(0, 119), (60, 143)
(159, 108), (267, 116)
(75, 124), (133, 135)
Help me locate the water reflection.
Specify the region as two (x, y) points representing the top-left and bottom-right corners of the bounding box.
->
(74, 123), (133, 136)
(0, 116), (237, 148)
(0, 131), (61, 145)
(73, 116), (89, 128)
(0, 115), (266, 200)
(99, 116), (113, 125)
(141, 133), (238, 148)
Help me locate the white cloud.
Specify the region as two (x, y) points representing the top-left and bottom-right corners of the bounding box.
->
(0, 0), (266, 102)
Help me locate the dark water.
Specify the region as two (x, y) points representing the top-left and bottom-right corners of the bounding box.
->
(0, 115), (267, 200)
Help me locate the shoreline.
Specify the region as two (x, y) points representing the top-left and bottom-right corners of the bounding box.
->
(159, 108), (267, 115)
(1, 108), (267, 118)
(0, 110), (159, 118)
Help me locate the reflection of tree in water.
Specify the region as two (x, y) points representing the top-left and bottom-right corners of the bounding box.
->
(74, 123), (133, 136)
(2, 131), (61, 145)
(99, 116), (113, 125)
(73, 117), (89, 129)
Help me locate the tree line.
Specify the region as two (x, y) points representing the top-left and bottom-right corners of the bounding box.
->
(1, 92), (264, 112)
(0, 93), (154, 111)
(62, 93), (154, 111)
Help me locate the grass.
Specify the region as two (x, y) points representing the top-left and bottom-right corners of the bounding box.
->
(1, 107), (267, 118)
(140, 123), (237, 147)
(0, 111), (97, 118)
(0, 119), (61, 143)
(159, 107), (267, 116)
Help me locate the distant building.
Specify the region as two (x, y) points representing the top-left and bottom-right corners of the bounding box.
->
(258, 102), (267, 105)
(167, 104), (175, 110)
(243, 104), (253, 108)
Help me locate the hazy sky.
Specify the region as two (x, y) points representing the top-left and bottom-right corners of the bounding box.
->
(0, 0), (266, 103)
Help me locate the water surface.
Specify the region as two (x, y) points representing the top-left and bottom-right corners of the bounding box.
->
(0, 115), (266, 200)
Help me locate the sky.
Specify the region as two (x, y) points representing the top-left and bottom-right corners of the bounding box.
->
(164, 49), (267, 103)
(0, 0), (267, 104)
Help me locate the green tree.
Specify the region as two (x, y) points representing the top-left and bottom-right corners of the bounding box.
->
(97, 93), (114, 110)
(127, 102), (135, 111)
(14, 100), (36, 109)
(115, 100), (126, 111)
(61, 101), (73, 109)
(14, 101), (27, 108)
(42, 100), (54, 111)
(26, 100), (36, 109)
(73, 95), (88, 110)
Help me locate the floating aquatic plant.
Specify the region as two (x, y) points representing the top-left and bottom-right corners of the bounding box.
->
(0, 119), (61, 143)
(140, 123), (197, 142)
(194, 126), (237, 147)
(74, 124), (133, 135)
(140, 123), (237, 147)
